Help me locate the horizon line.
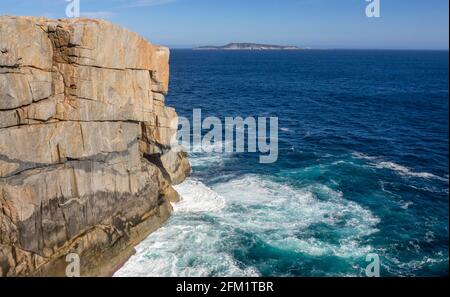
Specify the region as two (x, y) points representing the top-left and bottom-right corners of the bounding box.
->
(166, 47), (450, 51)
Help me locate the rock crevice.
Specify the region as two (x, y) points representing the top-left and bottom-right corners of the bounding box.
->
(0, 16), (190, 276)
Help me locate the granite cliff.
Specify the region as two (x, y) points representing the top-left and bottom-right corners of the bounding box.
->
(0, 16), (190, 276)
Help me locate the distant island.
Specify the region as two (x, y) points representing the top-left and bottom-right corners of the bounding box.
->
(194, 43), (301, 50)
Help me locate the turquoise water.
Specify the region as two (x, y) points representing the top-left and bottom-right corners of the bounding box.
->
(116, 50), (449, 277)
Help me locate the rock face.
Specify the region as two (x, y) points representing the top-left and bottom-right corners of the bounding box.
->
(0, 16), (190, 276)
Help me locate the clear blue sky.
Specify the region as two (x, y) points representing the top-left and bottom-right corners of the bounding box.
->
(1, 0), (448, 49)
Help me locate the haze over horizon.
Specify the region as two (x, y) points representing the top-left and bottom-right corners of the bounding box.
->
(1, 0), (448, 50)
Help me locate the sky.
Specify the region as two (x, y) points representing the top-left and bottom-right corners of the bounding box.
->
(1, 0), (448, 49)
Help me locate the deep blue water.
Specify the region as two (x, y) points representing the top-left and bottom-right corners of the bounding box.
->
(117, 50), (449, 277)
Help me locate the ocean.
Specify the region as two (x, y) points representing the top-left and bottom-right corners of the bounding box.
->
(116, 50), (449, 277)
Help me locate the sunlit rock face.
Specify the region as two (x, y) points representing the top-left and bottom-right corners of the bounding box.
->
(0, 16), (190, 276)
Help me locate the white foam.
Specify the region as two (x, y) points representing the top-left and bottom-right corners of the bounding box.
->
(115, 178), (257, 277)
(352, 152), (378, 161)
(213, 175), (380, 258)
(399, 200), (414, 209)
(189, 154), (225, 168)
(173, 179), (225, 213)
(376, 161), (446, 181)
(384, 251), (448, 275)
(114, 222), (260, 277)
(353, 152), (448, 182)
(187, 139), (234, 168)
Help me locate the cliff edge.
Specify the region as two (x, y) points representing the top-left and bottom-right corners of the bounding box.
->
(0, 16), (190, 276)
